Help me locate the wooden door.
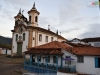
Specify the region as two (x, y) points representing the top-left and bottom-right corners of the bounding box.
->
(17, 43), (22, 55)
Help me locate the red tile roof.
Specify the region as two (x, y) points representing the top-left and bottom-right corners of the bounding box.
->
(24, 41), (100, 56)
(81, 37), (100, 42)
(73, 47), (100, 56)
(24, 41), (72, 55)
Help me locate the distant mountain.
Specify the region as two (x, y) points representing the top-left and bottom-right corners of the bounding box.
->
(0, 36), (12, 49)
(0, 36), (12, 45)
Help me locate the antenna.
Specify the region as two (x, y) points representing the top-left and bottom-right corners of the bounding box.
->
(48, 25), (50, 30)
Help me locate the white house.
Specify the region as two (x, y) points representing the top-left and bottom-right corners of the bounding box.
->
(70, 37), (100, 47)
(69, 38), (86, 45)
(81, 37), (100, 47)
(11, 3), (66, 55)
(0, 48), (11, 55)
(24, 41), (100, 75)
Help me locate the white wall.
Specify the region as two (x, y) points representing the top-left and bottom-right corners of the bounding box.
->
(22, 31), (29, 52)
(88, 42), (100, 47)
(37, 32), (58, 46)
(12, 31), (29, 54)
(76, 56), (100, 75)
(61, 50), (77, 67)
(57, 71), (77, 75)
(12, 33), (17, 54)
(1, 48), (11, 55)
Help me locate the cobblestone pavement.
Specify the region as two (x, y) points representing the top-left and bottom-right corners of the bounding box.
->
(0, 54), (32, 75)
(0, 63), (23, 75)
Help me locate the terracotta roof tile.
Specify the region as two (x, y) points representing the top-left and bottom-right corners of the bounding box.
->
(24, 41), (72, 55)
(81, 37), (100, 42)
(73, 47), (100, 56)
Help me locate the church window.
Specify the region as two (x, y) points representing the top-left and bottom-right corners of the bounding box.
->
(39, 34), (42, 42)
(23, 33), (25, 41)
(45, 36), (48, 42)
(35, 16), (38, 22)
(29, 16), (31, 23)
(51, 37), (53, 42)
(16, 34), (18, 41)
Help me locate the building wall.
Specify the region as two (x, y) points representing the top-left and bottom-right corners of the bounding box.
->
(12, 31), (29, 54)
(71, 40), (85, 44)
(22, 31), (29, 53)
(37, 32), (58, 46)
(62, 50), (77, 67)
(88, 42), (100, 47)
(76, 56), (100, 75)
(57, 71), (77, 75)
(12, 33), (17, 54)
(34, 54), (62, 66)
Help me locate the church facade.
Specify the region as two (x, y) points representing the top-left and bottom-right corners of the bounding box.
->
(11, 3), (66, 55)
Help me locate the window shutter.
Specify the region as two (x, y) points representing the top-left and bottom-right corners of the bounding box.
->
(95, 57), (98, 68)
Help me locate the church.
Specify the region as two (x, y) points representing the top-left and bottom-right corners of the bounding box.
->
(11, 3), (66, 55)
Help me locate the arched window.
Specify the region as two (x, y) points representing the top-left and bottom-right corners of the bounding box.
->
(23, 33), (25, 41)
(16, 34), (18, 41)
(29, 16), (31, 23)
(35, 16), (38, 22)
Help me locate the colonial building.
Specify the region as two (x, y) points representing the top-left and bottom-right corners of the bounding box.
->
(11, 3), (66, 55)
(24, 41), (100, 75)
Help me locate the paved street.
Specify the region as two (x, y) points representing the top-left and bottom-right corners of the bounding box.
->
(0, 54), (31, 75)
(0, 62), (23, 75)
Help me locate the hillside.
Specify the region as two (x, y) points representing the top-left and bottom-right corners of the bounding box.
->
(0, 36), (12, 45)
(0, 36), (12, 49)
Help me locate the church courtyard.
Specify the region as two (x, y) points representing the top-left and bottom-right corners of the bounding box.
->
(0, 54), (33, 75)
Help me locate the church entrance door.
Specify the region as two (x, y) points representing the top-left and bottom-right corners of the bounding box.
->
(17, 42), (22, 55)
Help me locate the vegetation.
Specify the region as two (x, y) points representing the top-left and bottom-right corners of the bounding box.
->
(0, 35), (12, 50)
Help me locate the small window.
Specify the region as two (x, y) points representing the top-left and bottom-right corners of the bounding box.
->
(35, 16), (38, 22)
(45, 56), (50, 63)
(77, 56), (84, 63)
(65, 56), (71, 65)
(51, 37), (53, 42)
(39, 34), (42, 42)
(53, 56), (57, 63)
(45, 36), (48, 42)
(16, 34), (18, 41)
(29, 16), (31, 23)
(95, 57), (100, 68)
(23, 33), (25, 41)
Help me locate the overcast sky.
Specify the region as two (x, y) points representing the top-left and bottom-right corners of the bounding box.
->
(0, 0), (100, 39)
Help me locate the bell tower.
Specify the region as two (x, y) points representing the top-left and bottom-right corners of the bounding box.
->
(28, 2), (40, 27)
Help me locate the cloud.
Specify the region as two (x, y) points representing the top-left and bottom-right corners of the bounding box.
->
(57, 0), (85, 25)
(79, 23), (100, 38)
(72, 17), (86, 23)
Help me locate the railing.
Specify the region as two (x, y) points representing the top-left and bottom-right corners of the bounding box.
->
(25, 60), (76, 73)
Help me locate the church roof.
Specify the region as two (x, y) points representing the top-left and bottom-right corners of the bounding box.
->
(27, 26), (66, 40)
